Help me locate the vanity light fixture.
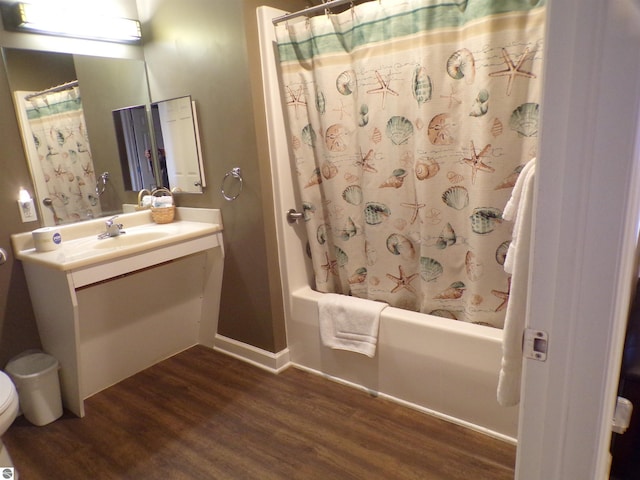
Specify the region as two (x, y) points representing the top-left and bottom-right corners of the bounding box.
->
(18, 187), (37, 223)
(2, 2), (142, 44)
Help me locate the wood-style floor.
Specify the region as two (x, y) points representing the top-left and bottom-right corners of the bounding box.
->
(4, 346), (516, 479)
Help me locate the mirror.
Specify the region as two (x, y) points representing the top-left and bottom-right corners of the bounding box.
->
(115, 95), (205, 194)
(3, 47), (151, 226)
(151, 96), (204, 194)
(3, 47), (207, 227)
(112, 104), (155, 191)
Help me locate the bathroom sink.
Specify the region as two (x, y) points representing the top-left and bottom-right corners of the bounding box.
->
(92, 229), (171, 249)
(11, 207), (223, 272)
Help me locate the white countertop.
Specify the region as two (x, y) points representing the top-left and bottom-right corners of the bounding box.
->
(11, 207), (223, 272)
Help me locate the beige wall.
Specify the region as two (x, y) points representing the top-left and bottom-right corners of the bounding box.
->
(0, 0), (305, 366)
(0, 55), (42, 367)
(138, 0), (306, 353)
(243, 0), (307, 352)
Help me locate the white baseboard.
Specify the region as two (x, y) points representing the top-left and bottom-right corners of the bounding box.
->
(213, 334), (291, 373)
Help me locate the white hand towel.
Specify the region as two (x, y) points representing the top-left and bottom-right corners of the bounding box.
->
(498, 158), (536, 407)
(318, 293), (387, 358)
(152, 195), (173, 207)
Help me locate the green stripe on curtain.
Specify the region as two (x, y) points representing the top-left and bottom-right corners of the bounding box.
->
(26, 98), (83, 120)
(277, 0), (545, 62)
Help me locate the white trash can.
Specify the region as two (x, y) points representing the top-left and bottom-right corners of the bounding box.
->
(5, 352), (63, 426)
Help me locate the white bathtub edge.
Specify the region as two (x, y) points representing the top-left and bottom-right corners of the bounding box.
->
(293, 286), (503, 342)
(292, 362), (518, 446)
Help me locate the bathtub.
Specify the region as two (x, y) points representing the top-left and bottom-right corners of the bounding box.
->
(254, 5), (518, 443)
(288, 286), (518, 441)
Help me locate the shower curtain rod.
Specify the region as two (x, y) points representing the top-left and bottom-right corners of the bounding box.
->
(25, 80), (79, 100)
(272, 0), (357, 25)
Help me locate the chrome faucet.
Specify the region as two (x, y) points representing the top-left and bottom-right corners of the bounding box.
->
(98, 216), (125, 239)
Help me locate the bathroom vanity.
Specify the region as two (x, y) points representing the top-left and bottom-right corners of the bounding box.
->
(11, 208), (224, 417)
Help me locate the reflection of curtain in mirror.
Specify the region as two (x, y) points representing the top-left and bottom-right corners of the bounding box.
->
(276, 0), (545, 327)
(24, 86), (101, 224)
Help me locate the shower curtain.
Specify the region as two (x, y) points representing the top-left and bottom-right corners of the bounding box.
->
(24, 86), (102, 224)
(276, 0), (545, 327)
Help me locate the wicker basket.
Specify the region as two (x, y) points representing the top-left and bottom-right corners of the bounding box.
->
(150, 187), (175, 224)
(136, 188), (152, 211)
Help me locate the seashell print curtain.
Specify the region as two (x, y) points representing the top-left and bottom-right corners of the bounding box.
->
(24, 86), (102, 224)
(275, 0), (545, 327)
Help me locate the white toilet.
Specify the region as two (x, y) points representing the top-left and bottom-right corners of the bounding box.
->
(0, 371), (19, 469)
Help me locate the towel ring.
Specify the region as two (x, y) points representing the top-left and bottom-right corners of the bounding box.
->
(221, 167), (243, 201)
(95, 172), (109, 197)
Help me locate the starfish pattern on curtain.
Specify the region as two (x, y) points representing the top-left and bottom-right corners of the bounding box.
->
(24, 86), (101, 224)
(276, 0), (545, 327)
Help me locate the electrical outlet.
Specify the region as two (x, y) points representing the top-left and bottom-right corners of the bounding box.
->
(18, 199), (38, 223)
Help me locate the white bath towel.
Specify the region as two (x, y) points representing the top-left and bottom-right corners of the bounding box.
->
(503, 158), (536, 274)
(503, 159), (536, 222)
(318, 293), (387, 357)
(498, 158), (536, 407)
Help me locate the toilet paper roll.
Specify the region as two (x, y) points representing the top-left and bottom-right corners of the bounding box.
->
(32, 227), (62, 252)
